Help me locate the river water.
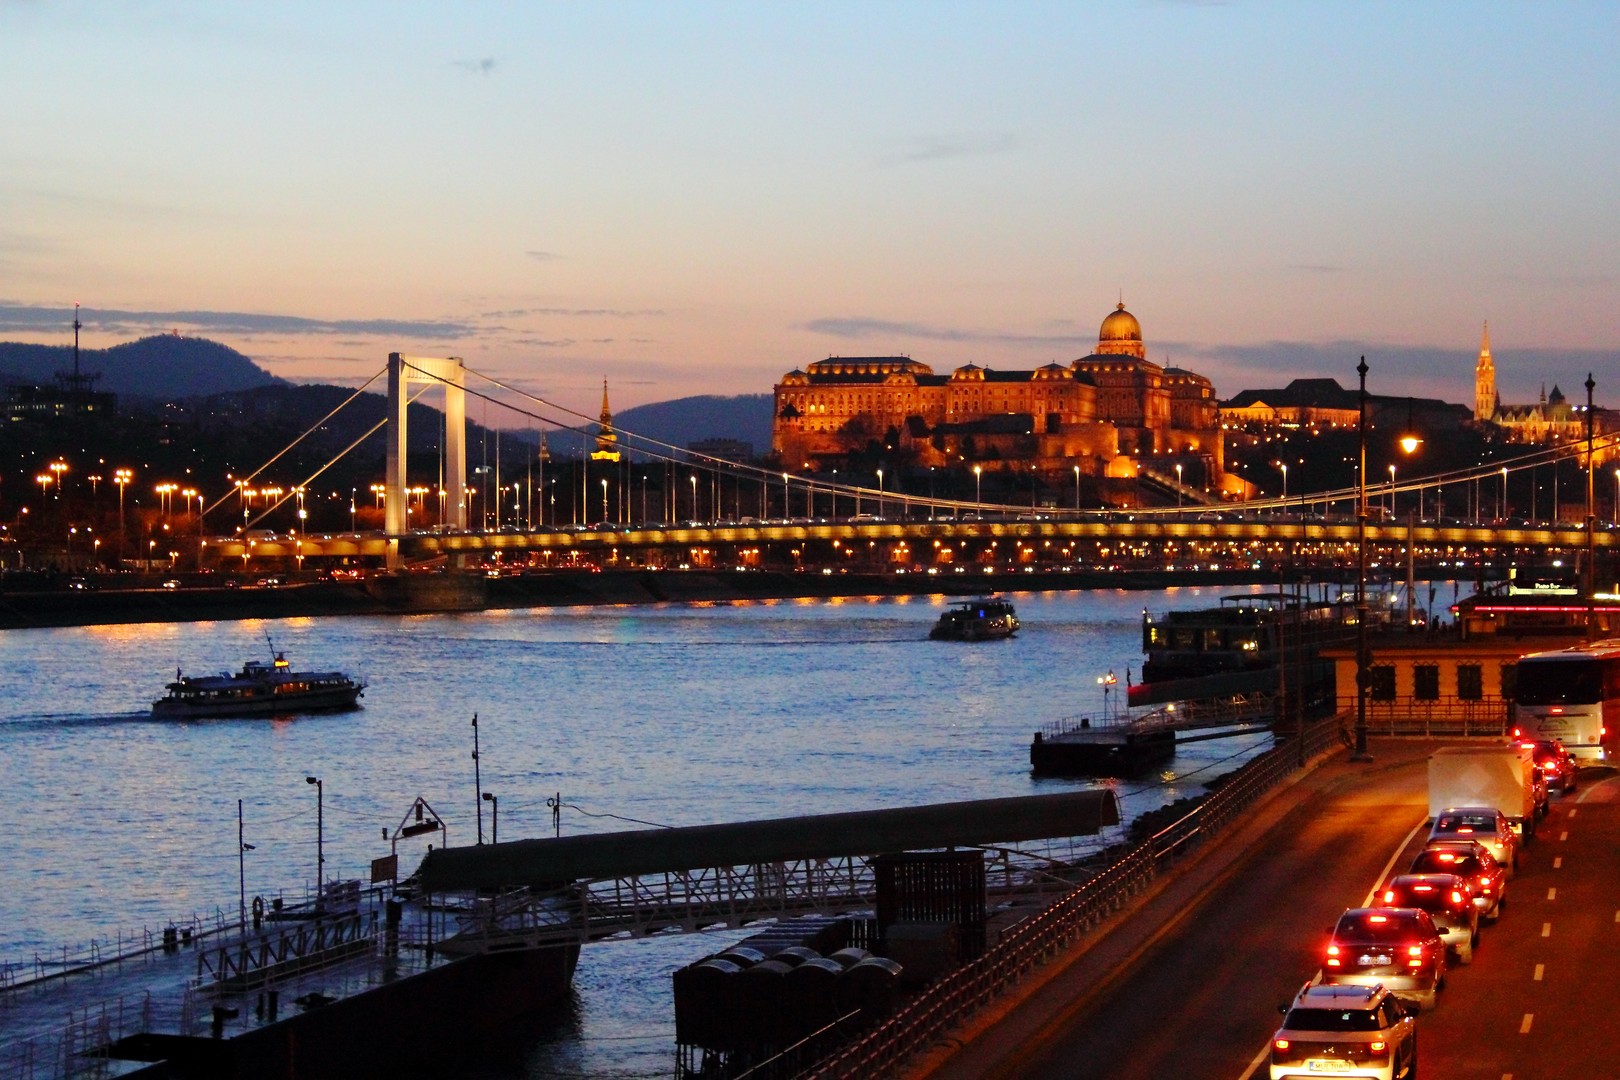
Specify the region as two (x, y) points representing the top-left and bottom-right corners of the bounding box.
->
(2, 583), (1430, 1076)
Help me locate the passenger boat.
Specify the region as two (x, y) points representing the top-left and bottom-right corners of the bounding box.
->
(929, 596), (1020, 641)
(152, 646), (365, 718)
(1131, 590), (1360, 706)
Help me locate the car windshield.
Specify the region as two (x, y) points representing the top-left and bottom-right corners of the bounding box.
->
(1284, 1008), (1384, 1032)
(1435, 814), (1496, 831)
(1411, 851), (1484, 876)
(1334, 913), (1424, 941)
(1384, 886), (1446, 910)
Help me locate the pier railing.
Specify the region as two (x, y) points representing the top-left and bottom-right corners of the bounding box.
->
(798, 717), (1347, 1080)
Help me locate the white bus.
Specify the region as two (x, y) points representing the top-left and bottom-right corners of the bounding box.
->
(1511, 640), (1620, 764)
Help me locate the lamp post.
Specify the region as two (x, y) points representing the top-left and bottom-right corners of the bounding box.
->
(973, 465), (982, 507)
(1387, 465), (1396, 517)
(482, 791), (498, 845)
(114, 468), (131, 565)
(49, 460), (67, 499)
(876, 468), (884, 519)
(1585, 374), (1596, 639)
(238, 799), (255, 930)
(601, 477), (609, 524)
(304, 776), (324, 899)
(1613, 468), (1619, 526)
(1175, 463), (1183, 508)
(1073, 465), (1081, 512)
(1280, 463), (1288, 505)
(1500, 467), (1508, 520)
(1353, 357), (1372, 762)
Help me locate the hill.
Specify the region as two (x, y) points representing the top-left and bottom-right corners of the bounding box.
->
(614, 394), (774, 457)
(0, 335), (282, 399)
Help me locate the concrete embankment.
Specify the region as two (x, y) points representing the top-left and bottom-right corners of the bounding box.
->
(0, 566), (1348, 630)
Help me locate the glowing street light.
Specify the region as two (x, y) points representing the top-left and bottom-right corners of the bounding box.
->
(114, 468), (132, 563)
(1175, 463), (1183, 508)
(1073, 464), (1081, 511)
(876, 468), (884, 519)
(973, 465), (982, 506)
(1500, 467), (1508, 520)
(48, 460), (67, 498)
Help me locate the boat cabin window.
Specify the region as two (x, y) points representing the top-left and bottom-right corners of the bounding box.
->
(1457, 664), (1483, 701)
(1414, 665), (1440, 701)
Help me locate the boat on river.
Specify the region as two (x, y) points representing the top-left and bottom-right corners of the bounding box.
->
(152, 647), (365, 718)
(929, 596), (1020, 641)
(1131, 590), (1361, 707)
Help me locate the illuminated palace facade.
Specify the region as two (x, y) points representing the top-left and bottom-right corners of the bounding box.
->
(771, 302), (1224, 482)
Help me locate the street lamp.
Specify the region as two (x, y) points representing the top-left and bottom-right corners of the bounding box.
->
(1280, 463), (1288, 503)
(689, 474), (698, 521)
(601, 477), (609, 524)
(1499, 467), (1508, 521)
(1353, 356), (1371, 762)
(304, 776), (324, 900)
(876, 468), (884, 519)
(1175, 463), (1183, 508)
(114, 468), (132, 565)
(49, 461), (67, 499)
(1073, 464), (1081, 511)
(482, 791), (498, 845)
(973, 465), (982, 506)
(1387, 465), (1396, 517)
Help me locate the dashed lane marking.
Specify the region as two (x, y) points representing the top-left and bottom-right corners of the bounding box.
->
(1542, 922), (1552, 938)
(1554, 856), (1562, 869)
(1534, 964), (1545, 981)
(1548, 887), (1557, 900)
(1567, 808), (1577, 818)
(1560, 831), (1569, 841)
(1520, 1013), (1534, 1034)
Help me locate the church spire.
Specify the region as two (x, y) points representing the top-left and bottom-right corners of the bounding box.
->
(1474, 320), (1496, 422)
(591, 378), (621, 461)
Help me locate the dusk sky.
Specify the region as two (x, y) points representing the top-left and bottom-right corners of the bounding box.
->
(4, 2), (1617, 419)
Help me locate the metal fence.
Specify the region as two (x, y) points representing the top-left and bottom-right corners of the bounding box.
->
(1356, 696), (1509, 738)
(800, 718), (1349, 1080)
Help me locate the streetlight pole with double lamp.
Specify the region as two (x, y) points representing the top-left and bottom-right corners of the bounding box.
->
(304, 776), (324, 903)
(1353, 357), (1372, 762)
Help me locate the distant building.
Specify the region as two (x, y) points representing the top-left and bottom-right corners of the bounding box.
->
(4, 382), (116, 422)
(1220, 379), (1467, 432)
(1472, 323), (1610, 446)
(771, 300), (1224, 481)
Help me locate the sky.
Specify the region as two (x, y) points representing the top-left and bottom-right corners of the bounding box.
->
(3, 1), (1618, 420)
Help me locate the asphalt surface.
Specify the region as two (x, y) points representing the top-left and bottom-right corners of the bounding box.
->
(910, 740), (1620, 1080)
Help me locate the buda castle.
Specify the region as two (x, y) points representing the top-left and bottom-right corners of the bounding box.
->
(772, 300), (1226, 488)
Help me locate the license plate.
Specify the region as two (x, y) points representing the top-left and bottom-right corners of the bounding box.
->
(1307, 1061), (1352, 1073)
(1358, 954), (1391, 966)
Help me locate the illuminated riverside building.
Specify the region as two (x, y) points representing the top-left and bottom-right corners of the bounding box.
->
(771, 301), (1225, 486)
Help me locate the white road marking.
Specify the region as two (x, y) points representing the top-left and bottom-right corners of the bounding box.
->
(1560, 830), (1569, 841)
(1361, 819), (1430, 907)
(1542, 922), (1552, 938)
(1239, 819), (1431, 1079)
(1520, 1013), (1534, 1034)
(1534, 964), (1545, 981)
(1235, 1041), (1270, 1080)
(1548, 887), (1557, 900)
(1567, 808), (1577, 818)
(1554, 856), (1562, 869)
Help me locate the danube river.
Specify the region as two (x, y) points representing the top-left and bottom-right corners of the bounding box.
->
(1, 584), (1446, 1076)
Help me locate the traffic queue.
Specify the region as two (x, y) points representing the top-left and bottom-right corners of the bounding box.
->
(1267, 739), (1571, 1080)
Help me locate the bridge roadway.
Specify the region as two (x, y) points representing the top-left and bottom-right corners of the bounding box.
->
(205, 516), (1614, 563)
(912, 740), (1620, 1080)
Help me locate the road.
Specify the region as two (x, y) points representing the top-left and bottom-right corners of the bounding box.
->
(919, 740), (1620, 1080)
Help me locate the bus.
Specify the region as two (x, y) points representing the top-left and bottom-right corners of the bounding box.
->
(1511, 640), (1620, 764)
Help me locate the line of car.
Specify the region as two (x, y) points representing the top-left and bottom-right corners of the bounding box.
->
(1269, 741), (1579, 1080)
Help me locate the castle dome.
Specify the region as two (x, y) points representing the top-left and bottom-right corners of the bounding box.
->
(1099, 302), (1142, 343)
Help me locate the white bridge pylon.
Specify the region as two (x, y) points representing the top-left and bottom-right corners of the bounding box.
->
(386, 353), (466, 537)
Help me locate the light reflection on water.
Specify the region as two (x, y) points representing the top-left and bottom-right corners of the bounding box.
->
(2, 583), (1371, 1075)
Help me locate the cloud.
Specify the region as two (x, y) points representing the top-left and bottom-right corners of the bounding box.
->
(0, 301), (475, 338)
(803, 316), (1082, 350)
(524, 250), (563, 262)
(452, 57), (497, 76)
(877, 133), (1019, 166)
(481, 306), (667, 319)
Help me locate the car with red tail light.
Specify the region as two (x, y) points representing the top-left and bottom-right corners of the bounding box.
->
(1269, 982), (1418, 1080)
(1379, 873), (1480, 964)
(1409, 840), (1505, 921)
(1320, 908), (1446, 1012)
